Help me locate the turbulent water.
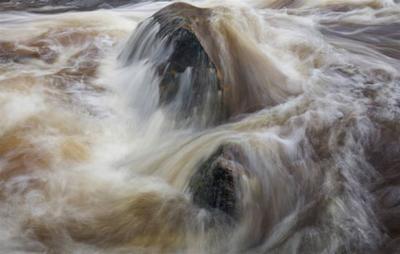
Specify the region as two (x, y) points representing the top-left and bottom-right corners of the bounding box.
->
(0, 0), (400, 253)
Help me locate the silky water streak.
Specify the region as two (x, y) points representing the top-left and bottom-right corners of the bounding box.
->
(0, 0), (399, 253)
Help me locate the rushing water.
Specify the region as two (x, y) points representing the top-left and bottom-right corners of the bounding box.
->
(0, 0), (399, 253)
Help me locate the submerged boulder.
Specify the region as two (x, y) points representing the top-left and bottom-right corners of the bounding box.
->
(121, 2), (298, 126)
(121, 3), (224, 127)
(188, 144), (249, 219)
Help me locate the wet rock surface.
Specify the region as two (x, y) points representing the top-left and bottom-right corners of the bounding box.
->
(121, 2), (298, 127)
(188, 144), (248, 219)
(122, 3), (224, 127)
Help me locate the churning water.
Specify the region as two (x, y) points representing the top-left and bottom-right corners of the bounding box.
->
(0, 0), (399, 253)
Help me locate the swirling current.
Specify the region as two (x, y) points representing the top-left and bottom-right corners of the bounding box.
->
(0, 0), (399, 253)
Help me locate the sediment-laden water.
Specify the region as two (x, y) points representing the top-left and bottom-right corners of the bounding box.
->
(0, 0), (399, 253)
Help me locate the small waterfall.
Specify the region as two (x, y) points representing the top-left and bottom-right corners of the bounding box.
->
(0, 0), (399, 254)
(119, 7), (223, 128)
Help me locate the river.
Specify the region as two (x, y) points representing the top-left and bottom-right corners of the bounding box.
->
(0, 0), (399, 253)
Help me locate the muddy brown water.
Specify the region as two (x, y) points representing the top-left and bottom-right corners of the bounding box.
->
(0, 0), (399, 253)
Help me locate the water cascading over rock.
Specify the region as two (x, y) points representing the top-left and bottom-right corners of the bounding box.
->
(188, 143), (249, 220)
(120, 3), (224, 127)
(120, 2), (298, 127)
(2, 0), (400, 253)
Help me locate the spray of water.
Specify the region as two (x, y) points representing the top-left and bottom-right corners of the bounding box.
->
(0, 0), (399, 253)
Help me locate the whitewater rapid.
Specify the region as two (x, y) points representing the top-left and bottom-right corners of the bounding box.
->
(0, 0), (399, 253)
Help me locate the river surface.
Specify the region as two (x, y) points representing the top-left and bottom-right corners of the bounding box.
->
(0, 0), (400, 253)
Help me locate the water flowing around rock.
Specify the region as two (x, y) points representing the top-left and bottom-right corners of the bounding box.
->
(0, 0), (399, 253)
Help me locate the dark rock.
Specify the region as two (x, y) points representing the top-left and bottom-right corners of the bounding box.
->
(121, 2), (224, 127)
(121, 2), (296, 127)
(188, 144), (249, 219)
